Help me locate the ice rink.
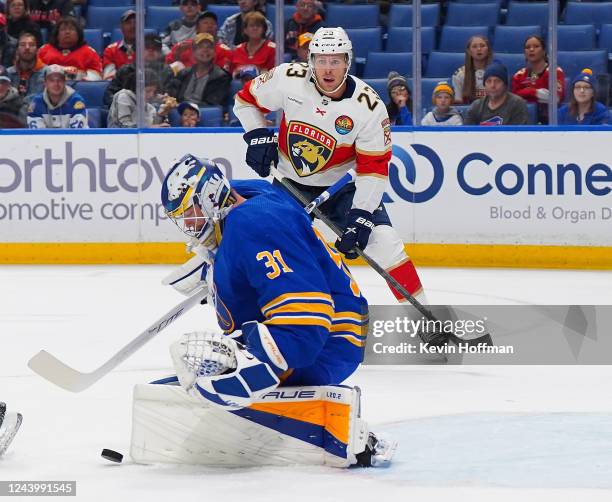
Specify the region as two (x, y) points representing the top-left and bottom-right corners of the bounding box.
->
(1, 264), (612, 501)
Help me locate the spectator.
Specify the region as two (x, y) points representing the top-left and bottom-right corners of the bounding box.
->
(421, 81), (463, 126)
(162, 0), (201, 53)
(0, 13), (17, 67)
(165, 11), (232, 74)
(102, 9), (136, 80)
(386, 71), (412, 125)
(512, 35), (565, 124)
(27, 64), (88, 128)
(107, 69), (169, 128)
(559, 69), (610, 125)
(6, 0), (42, 46)
(230, 11), (275, 78)
(177, 100), (199, 127)
(104, 34), (174, 107)
(7, 31), (45, 103)
(39, 16), (102, 80)
(168, 32), (231, 107)
(294, 31), (312, 64)
(29, 0), (74, 31)
(465, 60), (528, 126)
(453, 35), (492, 105)
(285, 0), (324, 55)
(218, 0), (273, 50)
(0, 65), (25, 126)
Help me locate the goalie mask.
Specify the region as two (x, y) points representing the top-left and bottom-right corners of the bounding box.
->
(308, 27), (353, 95)
(161, 154), (233, 250)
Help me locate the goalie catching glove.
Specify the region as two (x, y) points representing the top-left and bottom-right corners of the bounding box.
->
(243, 128), (278, 177)
(170, 329), (280, 410)
(162, 244), (212, 298)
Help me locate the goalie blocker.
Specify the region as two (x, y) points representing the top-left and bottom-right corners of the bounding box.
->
(130, 383), (395, 468)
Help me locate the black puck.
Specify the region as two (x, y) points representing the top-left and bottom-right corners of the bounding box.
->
(101, 448), (123, 463)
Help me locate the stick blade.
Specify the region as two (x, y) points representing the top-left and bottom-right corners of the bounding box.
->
(27, 350), (94, 393)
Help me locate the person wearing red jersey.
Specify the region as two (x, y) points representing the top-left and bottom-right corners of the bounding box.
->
(165, 11), (232, 74)
(102, 9), (136, 80)
(38, 16), (101, 81)
(233, 27), (428, 305)
(230, 11), (275, 78)
(511, 35), (565, 124)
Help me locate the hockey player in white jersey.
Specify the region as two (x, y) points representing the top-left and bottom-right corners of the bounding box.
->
(233, 27), (427, 304)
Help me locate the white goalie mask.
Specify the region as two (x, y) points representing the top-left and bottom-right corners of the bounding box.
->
(308, 27), (353, 94)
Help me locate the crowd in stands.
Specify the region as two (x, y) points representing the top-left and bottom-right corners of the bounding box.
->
(0, 0), (609, 128)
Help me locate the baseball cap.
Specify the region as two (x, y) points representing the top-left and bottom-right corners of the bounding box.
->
(194, 33), (215, 46)
(144, 34), (162, 50)
(0, 66), (10, 83)
(121, 9), (136, 23)
(43, 64), (66, 79)
(177, 101), (200, 116)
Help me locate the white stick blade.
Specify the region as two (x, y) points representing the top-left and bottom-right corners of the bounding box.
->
(27, 350), (93, 393)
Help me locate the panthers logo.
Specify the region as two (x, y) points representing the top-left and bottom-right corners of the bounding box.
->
(287, 121), (336, 177)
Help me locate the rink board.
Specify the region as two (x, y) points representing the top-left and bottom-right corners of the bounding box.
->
(0, 127), (610, 268)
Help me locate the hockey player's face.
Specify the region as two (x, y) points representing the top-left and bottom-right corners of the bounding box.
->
(183, 204), (206, 234)
(313, 54), (348, 94)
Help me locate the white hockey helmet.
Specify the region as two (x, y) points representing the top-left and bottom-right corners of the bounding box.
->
(308, 27), (352, 93)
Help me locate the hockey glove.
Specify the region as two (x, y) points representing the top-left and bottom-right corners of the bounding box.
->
(335, 208), (375, 260)
(243, 128), (278, 177)
(162, 252), (209, 298)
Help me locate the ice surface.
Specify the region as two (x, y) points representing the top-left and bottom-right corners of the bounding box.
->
(1, 265), (611, 501)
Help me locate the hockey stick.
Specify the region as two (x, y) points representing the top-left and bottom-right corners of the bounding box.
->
(273, 169), (493, 347)
(304, 169), (356, 214)
(27, 288), (208, 392)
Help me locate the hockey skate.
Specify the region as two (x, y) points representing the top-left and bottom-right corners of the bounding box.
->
(354, 432), (398, 467)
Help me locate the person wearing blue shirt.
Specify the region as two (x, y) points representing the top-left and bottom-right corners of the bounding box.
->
(558, 68), (609, 126)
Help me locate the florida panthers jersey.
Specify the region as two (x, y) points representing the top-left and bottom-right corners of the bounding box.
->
(211, 179), (368, 386)
(234, 63), (392, 213)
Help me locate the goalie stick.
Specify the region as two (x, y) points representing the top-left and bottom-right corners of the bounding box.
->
(273, 168), (493, 348)
(27, 172), (358, 393)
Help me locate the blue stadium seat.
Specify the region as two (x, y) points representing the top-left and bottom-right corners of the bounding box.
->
(88, 0), (133, 5)
(557, 49), (608, 80)
(86, 7), (129, 34)
(424, 52), (465, 79)
(598, 24), (612, 53)
(363, 78), (389, 104)
(494, 52), (526, 76)
(147, 0), (175, 5)
(363, 52), (413, 79)
(386, 27), (436, 54)
(493, 25), (542, 53)
(557, 25), (596, 51)
(207, 5), (240, 28)
(445, 3), (500, 26)
(326, 4), (380, 28)
(87, 108), (108, 128)
(526, 103), (537, 125)
(111, 28), (157, 44)
(388, 4), (440, 27)
(146, 6), (181, 32)
(505, 2), (550, 29)
(74, 81), (110, 108)
(169, 106), (224, 127)
(83, 29), (104, 55)
(346, 28), (382, 62)
(439, 26), (491, 52)
(265, 5), (297, 26)
(564, 2), (612, 30)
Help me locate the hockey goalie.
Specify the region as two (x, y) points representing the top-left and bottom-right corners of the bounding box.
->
(129, 155), (396, 468)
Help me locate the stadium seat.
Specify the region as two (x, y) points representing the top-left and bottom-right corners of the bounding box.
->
(424, 52), (465, 79)
(445, 3), (500, 26)
(87, 108), (108, 128)
(87, 0), (133, 5)
(146, 6), (181, 32)
(83, 29), (104, 55)
(526, 103), (537, 125)
(386, 27), (436, 54)
(86, 7), (130, 34)
(388, 4), (440, 28)
(505, 2), (550, 29)
(207, 5), (240, 27)
(564, 2), (612, 30)
(494, 52), (526, 76)
(493, 25), (542, 53)
(169, 106), (224, 127)
(363, 78), (389, 104)
(74, 81), (110, 108)
(346, 28), (382, 63)
(363, 52), (413, 79)
(147, 0), (175, 5)
(598, 24), (612, 53)
(439, 26), (491, 52)
(557, 25), (596, 51)
(265, 5), (297, 26)
(325, 4), (380, 28)
(557, 49), (608, 80)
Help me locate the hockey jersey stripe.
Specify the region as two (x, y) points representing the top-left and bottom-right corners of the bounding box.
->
(266, 302), (335, 318)
(264, 315), (332, 329)
(330, 334), (367, 347)
(236, 80), (271, 114)
(261, 292), (334, 313)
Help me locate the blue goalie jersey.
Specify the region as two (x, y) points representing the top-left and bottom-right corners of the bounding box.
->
(211, 179), (368, 387)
